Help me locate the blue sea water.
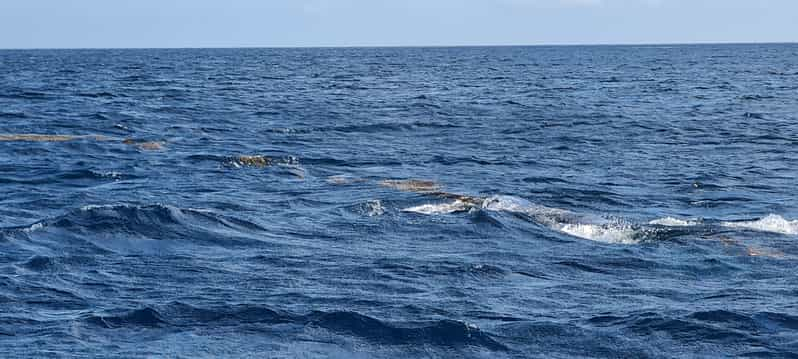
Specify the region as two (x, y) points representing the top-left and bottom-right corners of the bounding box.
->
(1, 44), (797, 358)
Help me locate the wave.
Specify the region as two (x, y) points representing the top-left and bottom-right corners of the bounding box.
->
(86, 307), (167, 328)
(557, 223), (639, 245)
(0, 169), (127, 186)
(188, 154), (303, 168)
(0, 91), (52, 100)
(403, 195), (798, 244)
(586, 311), (757, 344)
(721, 214), (798, 235)
(184, 154), (306, 179)
(269, 121), (461, 136)
(0, 111), (29, 119)
(585, 309), (798, 348)
(81, 303), (507, 351)
(0, 134), (107, 142)
(77, 91), (117, 99)
(403, 200), (473, 215)
(7, 204), (268, 253)
(480, 195), (648, 244)
(648, 217), (701, 227)
(403, 195), (644, 244)
(364, 200), (385, 217)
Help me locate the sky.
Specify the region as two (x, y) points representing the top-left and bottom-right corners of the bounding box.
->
(0, 0), (796, 48)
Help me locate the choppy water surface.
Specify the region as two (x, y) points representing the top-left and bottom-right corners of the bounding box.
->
(1, 45), (797, 358)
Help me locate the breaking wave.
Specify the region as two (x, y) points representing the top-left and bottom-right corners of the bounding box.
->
(722, 214), (798, 235)
(404, 195), (645, 244)
(404, 195), (798, 244)
(403, 200), (474, 215)
(649, 217), (701, 227)
(480, 195), (644, 244)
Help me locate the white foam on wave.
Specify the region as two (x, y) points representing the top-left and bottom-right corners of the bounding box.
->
(81, 204), (112, 211)
(365, 200), (385, 217)
(406, 195), (642, 244)
(403, 200), (473, 215)
(481, 195), (641, 244)
(402, 192), (798, 243)
(648, 217), (699, 227)
(721, 214), (798, 235)
(22, 222), (44, 233)
(556, 223), (639, 244)
(481, 195), (575, 223)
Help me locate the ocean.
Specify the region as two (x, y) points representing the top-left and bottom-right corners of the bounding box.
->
(1, 44), (797, 358)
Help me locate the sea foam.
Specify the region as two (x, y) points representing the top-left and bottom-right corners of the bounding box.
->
(649, 217), (700, 227)
(721, 214), (798, 235)
(403, 200), (473, 215)
(405, 195), (641, 244)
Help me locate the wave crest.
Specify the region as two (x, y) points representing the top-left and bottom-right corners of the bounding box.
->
(403, 193), (798, 244)
(481, 195), (644, 244)
(649, 217), (700, 227)
(8, 204), (268, 253)
(81, 304), (506, 351)
(403, 200), (474, 215)
(558, 223), (639, 244)
(721, 214), (798, 235)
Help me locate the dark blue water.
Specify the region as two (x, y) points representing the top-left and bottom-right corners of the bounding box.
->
(1, 44), (798, 358)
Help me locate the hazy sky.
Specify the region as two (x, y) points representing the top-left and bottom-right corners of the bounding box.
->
(1, 0), (796, 48)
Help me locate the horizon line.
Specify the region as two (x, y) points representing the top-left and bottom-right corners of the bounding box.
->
(1, 40), (796, 51)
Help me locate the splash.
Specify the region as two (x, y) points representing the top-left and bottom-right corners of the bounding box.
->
(481, 196), (642, 244)
(365, 200), (385, 217)
(225, 155), (272, 168)
(222, 155), (305, 178)
(387, 183), (798, 244)
(557, 223), (639, 244)
(405, 195), (642, 244)
(722, 214), (798, 235)
(649, 217), (700, 227)
(403, 200), (474, 215)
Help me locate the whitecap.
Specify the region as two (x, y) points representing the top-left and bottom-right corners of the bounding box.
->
(481, 195), (574, 222)
(403, 200), (474, 215)
(365, 200), (385, 217)
(481, 195), (532, 212)
(649, 217), (699, 227)
(557, 223), (639, 244)
(22, 222), (45, 233)
(404, 194), (648, 244)
(80, 204), (113, 211)
(481, 195), (641, 244)
(722, 214), (798, 235)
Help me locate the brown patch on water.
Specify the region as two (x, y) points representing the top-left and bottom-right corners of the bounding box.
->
(326, 175), (367, 185)
(137, 142), (165, 151)
(233, 155), (272, 168)
(379, 179), (441, 193)
(0, 134), (109, 142)
(122, 139), (165, 151)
